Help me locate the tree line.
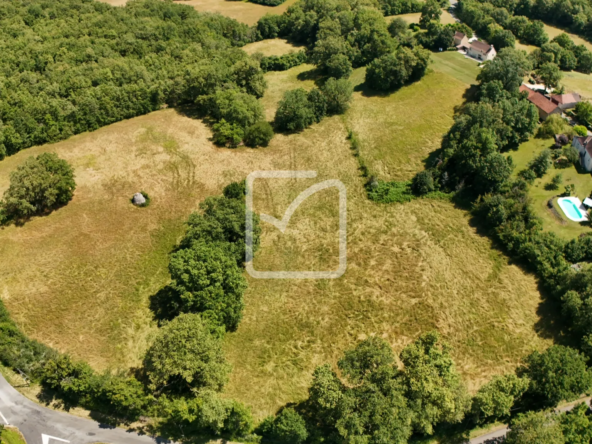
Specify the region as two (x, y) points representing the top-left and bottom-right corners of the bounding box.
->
(498, 0), (592, 45)
(0, 0), (274, 159)
(457, 0), (592, 74)
(257, 332), (592, 443)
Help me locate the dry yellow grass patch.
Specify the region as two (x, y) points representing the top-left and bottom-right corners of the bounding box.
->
(224, 116), (549, 419)
(0, 63), (550, 422)
(243, 39), (303, 57)
(388, 10), (456, 25)
(97, 0), (298, 25)
(0, 110), (279, 369)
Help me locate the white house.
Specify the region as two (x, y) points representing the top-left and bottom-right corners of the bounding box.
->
(467, 41), (496, 61)
(454, 31), (469, 49)
(572, 135), (592, 171)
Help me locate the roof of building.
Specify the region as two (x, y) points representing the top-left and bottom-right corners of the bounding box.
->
(454, 31), (466, 39)
(519, 84), (535, 98)
(584, 197), (592, 207)
(520, 86), (559, 114)
(550, 92), (581, 105)
(574, 135), (592, 158)
(470, 40), (493, 53)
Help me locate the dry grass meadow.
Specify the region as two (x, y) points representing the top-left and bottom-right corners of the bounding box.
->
(0, 54), (552, 420)
(242, 38), (303, 57)
(390, 10), (457, 25)
(97, 0), (298, 25)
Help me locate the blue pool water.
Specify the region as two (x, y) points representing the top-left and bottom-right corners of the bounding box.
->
(561, 200), (583, 220)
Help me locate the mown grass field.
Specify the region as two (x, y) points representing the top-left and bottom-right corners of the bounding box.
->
(563, 70), (592, 100)
(343, 52), (478, 181)
(0, 44), (551, 421)
(98, 0), (299, 25)
(507, 137), (592, 240)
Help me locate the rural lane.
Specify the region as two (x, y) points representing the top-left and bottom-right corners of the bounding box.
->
(0, 374), (169, 444)
(470, 398), (592, 444)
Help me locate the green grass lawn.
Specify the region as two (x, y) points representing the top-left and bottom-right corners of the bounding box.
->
(1, 427), (26, 444)
(562, 70), (592, 100)
(345, 59), (473, 181)
(431, 51), (481, 85)
(507, 137), (592, 239)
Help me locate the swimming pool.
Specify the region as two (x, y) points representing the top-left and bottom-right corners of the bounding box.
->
(557, 197), (589, 222)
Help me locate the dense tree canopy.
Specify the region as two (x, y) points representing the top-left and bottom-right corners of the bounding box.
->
(0, 0), (263, 157)
(505, 410), (566, 444)
(520, 346), (592, 408)
(400, 331), (470, 434)
(143, 313), (231, 394)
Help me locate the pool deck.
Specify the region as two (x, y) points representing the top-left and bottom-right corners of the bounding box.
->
(557, 197), (589, 222)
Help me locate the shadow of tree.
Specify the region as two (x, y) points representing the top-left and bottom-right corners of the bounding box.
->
(149, 285), (183, 324)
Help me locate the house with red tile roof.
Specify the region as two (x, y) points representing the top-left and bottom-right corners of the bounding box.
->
(573, 135), (592, 171)
(519, 85), (561, 120)
(550, 92), (582, 110)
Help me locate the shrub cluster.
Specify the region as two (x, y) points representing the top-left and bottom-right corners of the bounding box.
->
(365, 46), (431, 91)
(199, 87), (274, 148)
(274, 78), (353, 132)
(0, 153), (76, 224)
(260, 51), (308, 72)
(0, 0), (262, 159)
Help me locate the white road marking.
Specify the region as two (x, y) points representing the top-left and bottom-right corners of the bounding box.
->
(0, 411), (9, 425)
(42, 434), (70, 444)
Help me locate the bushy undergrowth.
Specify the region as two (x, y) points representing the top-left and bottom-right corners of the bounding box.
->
(260, 51), (308, 73)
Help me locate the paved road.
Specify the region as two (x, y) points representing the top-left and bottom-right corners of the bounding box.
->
(469, 398), (592, 444)
(0, 374), (169, 444)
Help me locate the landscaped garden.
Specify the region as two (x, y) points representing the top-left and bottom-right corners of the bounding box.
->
(506, 137), (592, 239)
